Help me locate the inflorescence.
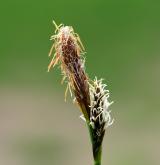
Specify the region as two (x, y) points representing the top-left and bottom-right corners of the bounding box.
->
(48, 21), (114, 164)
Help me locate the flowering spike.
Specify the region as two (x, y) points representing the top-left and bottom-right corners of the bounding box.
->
(48, 21), (114, 165)
(89, 78), (114, 132)
(89, 78), (114, 162)
(48, 22), (90, 120)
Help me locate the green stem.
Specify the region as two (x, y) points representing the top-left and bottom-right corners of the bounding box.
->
(87, 122), (102, 165)
(94, 145), (102, 165)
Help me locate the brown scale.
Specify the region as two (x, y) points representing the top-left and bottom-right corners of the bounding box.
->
(60, 35), (91, 120)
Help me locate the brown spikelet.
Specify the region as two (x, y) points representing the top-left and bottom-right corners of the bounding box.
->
(48, 23), (90, 120)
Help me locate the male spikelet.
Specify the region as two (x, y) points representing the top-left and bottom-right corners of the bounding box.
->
(48, 21), (90, 120)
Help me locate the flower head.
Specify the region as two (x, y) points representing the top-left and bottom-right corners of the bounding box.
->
(88, 78), (114, 160)
(89, 77), (114, 136)
(48, 21), (114, 165)
(48, 21), (90, 120)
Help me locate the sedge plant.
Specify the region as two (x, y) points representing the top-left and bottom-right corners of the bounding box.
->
(47, 21), (114, 165)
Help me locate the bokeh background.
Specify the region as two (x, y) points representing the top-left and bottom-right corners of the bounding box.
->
(0, 0), (160, 165)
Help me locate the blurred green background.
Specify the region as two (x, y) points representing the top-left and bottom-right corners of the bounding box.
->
(0, 0), (160, 165)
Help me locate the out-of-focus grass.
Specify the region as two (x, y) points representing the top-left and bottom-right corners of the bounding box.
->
(11, 136), (67, 165)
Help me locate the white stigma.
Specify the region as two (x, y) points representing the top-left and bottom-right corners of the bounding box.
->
(89, 77), (114, 130)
